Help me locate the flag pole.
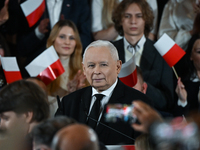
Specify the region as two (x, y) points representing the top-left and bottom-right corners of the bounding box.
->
(172, 66), (178, 79)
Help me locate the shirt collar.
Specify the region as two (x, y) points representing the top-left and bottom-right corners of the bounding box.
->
(124, 35), (146, 52)
(92, 79), (118, 97)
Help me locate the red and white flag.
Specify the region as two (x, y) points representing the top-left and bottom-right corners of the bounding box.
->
(20, 0), (45, 27)
(1, 57), (22, 84)
(106, 145), (135, 150)
(25, 46), (65, 85)
(118, 56), (137, 87)
(154, 33), (186, 67)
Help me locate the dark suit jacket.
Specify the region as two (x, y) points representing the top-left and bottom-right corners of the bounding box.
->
(17, 0), (91, 70)
(55, 79), (152, 145)
(113, 38), (174, 111)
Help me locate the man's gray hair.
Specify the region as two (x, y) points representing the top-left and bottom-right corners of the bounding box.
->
(82, 40), (119, 62)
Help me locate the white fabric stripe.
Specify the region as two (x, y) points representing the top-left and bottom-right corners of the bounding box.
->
(1, 57), (20, 71)
(25, 46), (59, 76)
(154, 33), (175, 56)
(118, 55), (136, 77)
(21, 0), (44, 17)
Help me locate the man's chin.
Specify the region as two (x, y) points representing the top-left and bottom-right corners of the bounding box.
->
(92, 84), (106, 92)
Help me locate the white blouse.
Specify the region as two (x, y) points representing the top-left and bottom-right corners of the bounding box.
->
(158, 0), (196, 50)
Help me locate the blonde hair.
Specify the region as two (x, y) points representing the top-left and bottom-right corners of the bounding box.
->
(102, 0), (119, 29)
(46, 20), (83, 95)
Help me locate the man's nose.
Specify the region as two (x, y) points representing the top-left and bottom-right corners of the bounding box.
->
(94, 66), (101, 74)
(130, 16), (136, 24)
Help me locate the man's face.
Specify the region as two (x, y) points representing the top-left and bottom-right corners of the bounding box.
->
(0, 111), (29, 138)
(83, 46), (121, 92)
(121, 3), (145, 38)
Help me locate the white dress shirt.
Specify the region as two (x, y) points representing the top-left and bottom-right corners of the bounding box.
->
(88, 79), (118, 122)
(123, 35), (146, 66)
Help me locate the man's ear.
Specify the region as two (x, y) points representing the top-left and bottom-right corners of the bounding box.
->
(82, 63), (86, 76)
(117, 60), (122, 74)
(142, 82), (148, 94)
(25, 111), (33, 124)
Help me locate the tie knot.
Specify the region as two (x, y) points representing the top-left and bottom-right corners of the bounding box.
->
(127, 45), (133, 53)
(94, 94), (104, 101)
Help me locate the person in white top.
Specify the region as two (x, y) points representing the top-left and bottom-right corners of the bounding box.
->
(157, 0), (200, 50)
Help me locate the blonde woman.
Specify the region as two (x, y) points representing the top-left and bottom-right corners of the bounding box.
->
(46, 20), (87, 117)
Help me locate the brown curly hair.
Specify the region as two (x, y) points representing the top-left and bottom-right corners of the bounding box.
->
(112, 0), (154, 37)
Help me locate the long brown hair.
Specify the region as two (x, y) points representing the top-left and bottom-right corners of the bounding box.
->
(46, 20), (83, 95)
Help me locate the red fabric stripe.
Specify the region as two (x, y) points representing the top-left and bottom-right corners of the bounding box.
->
(123, 145), (135, 150)
(3, 70), (22, 84)
(37, 59), (65, 85)
(26, 0), (45, 27)
(119, 69), (137, 87)
(163, 44), (186, 67)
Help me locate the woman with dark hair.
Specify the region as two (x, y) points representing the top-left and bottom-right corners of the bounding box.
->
(174, 34), (200, 116)
(46, 20), (88, 117)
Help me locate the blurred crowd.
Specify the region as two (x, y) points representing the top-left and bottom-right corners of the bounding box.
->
(0, 0), (200, 150)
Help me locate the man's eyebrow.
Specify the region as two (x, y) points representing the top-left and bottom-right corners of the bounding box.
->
(99, 61), (108, 64)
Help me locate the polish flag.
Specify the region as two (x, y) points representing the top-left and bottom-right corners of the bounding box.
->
(118, 56), (137, 87)
(25, 46), (65, 85)
(154, 33), (186, 67)
(106, 145), (135, 150)
(1, 57), (22, 84)
(21, 0), (45, 27)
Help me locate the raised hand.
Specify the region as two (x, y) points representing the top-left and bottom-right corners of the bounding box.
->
(131, 101), (163, 133)
(38, 18), (49, 34)
(175, 77), (187, 103)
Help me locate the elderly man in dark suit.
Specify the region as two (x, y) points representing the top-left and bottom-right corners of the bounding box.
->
(112, 0), (174, 112)
(55, 40), (152, 145)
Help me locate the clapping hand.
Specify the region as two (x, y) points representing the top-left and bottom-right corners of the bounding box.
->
(67, 70), (86, 93)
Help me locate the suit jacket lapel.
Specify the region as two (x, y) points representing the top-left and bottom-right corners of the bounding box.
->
(114, 39), (125, 63)
(79, 86), (92, 123)
(140, 39), (156, 72)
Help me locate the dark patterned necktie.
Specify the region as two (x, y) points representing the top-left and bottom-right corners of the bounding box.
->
(87, 94), (104, 129)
